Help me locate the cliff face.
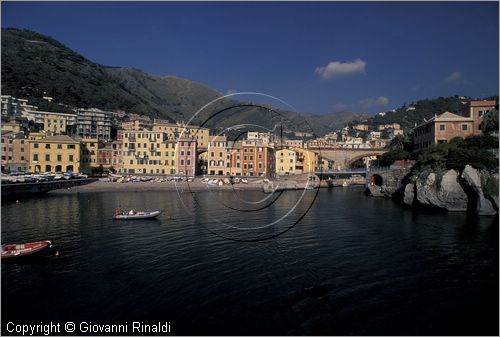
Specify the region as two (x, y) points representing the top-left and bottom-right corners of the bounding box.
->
(372, 165), (499, 216)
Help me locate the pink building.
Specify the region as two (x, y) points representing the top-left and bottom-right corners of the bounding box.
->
(175, 137), (197, 176)
(97, 144), (113, 168)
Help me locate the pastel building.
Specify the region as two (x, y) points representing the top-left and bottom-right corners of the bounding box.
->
(120, 130), (176, 175)
(175, 137), (197, 176)
(414, 111), (475, 151)
(79, 138), (99, 174)
(152, 120), (209, 149)
(294, 148), (319, 175)
(241, 140), (275, 177)
(28, 135), (80, 173)
(1, 131), (29, 172)
(207, 135), (229, 175)
(276, 149), (296, 175)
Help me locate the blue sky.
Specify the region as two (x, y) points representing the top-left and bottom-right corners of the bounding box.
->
(2, 1), (498, 115)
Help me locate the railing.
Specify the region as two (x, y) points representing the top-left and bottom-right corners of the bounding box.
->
(316, 166), (392, 175)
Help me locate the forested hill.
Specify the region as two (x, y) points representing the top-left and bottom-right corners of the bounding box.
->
(357, 96), (498, 131)
(1, 28), (368, 135)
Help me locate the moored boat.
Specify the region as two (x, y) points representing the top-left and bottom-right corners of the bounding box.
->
(1, 240), (52, 260)
(113, 209), (161, 220)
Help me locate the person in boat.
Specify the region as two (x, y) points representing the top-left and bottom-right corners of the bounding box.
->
(128, 209), (135, 215)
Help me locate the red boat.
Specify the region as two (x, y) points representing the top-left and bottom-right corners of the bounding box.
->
(1, 240), (52, 260)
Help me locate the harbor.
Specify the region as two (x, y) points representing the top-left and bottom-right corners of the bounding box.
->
(2, 188), (498, 335)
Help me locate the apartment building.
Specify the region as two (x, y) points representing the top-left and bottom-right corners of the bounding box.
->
(28, 135), (81, 173)
(76, 109), (112, 142)
(1, 95), (37, 116)
(276, 149), (296, 175)
(207, 135), (229, 175)
(241, 140), (275, 177)
(79, 138), (99, 174)
(228, 141), (243, 176)
(152, 120), (209, 149)
(1, 131), (29, 172)
(175, 137), (197, 176)
(294, 148), (319, 175)
(120, 130), (176, 175)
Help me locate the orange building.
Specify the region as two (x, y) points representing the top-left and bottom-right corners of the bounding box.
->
(1, 131), (29, 172)
(414, 112), (475, 151)
(241, 140), (275, 177)
(469, 100), (497, 134)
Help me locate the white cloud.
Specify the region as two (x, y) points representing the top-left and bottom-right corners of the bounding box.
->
(357, 96), (390, 109)
(315, 58), (366, 79)
(445, 71), (463, 83)
(332, 103), (349, 112)
(332, 96), (389, 112)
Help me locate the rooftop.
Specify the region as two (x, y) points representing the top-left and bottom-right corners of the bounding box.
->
(470, 100), (496, 107)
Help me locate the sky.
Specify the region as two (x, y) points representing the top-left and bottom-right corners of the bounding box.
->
(2, 1), (499, 115)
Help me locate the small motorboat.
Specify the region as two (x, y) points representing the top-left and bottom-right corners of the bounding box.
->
(1, 240), (52, 260)
(113, 209), (161, 220)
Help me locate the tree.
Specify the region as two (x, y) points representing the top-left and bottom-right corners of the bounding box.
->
(481, 109), (499, 134)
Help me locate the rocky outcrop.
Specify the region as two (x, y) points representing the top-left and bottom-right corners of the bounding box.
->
(403, 183), (414, 206)
(415, 170), (468, 211)
(461, 165), (497, 215)
(384, 165), (498, 215)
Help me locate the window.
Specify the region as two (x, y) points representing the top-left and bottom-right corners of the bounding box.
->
(57, 155), (62, 162)
(57, 144), (62, 149)
(34, 143), (39, 148)
(68, 144), (75, 149)
(69, 155), (74, 161)
(33, 154), (38, 161)
(45, 144), (51, 149)
(45, 154), (50, 161)
(462, 124), (468, 131)
(439, 124), (445, 131)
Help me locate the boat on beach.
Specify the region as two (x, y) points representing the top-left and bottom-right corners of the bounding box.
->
(1, 240), (52, 260)
(113, 209), (161, 220)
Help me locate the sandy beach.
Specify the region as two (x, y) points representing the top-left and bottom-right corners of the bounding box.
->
(47, 176), (343, 194)
(49, 179), (274, 194)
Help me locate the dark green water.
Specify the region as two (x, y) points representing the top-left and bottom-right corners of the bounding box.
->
(1, 187), (498, 335)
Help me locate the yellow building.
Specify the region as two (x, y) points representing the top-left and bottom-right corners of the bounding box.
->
(276, 149), (296, 175)
(44, 114), (67, 134)
(151, 121), (209, 149)
(28, 132), (47, 141)
(79, 138), (99, 174)
(1, 121), (21, 133)
(28, 135), (80, 173)
(294, 148), (318, 175)
(120, 130), (176, 175)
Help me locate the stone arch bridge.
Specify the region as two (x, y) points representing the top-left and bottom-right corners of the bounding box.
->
(308, 147), (388, 170)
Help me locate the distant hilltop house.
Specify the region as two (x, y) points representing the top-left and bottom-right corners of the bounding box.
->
(413, 100), (496, 151)
(353, 124), (369, 131)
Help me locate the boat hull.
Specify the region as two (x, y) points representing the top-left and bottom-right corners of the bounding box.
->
(1, 240), (52, 260)
(113, 210), (161, 220)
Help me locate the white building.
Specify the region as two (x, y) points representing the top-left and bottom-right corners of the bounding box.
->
(76, 108), (113, 142)
(1, 95), (38, 116)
